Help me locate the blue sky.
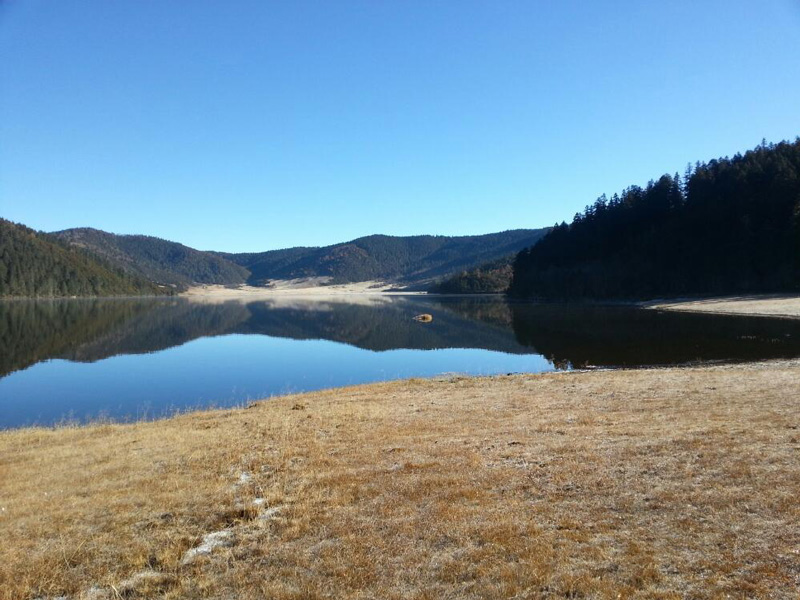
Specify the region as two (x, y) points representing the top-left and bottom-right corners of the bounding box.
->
(2, 1), (799, 252)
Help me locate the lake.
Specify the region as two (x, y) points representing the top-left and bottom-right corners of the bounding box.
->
(2, 295), (800, 429)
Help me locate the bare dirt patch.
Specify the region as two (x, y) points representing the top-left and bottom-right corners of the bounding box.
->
(2, 361), (799, 598)
(181, 280), (424, 302)
(646, 293), (800, 319)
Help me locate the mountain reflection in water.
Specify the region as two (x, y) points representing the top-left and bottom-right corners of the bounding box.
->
(1, 296), (799, 427)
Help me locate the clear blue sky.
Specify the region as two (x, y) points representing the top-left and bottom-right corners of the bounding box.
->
(2, 1), (799, 252)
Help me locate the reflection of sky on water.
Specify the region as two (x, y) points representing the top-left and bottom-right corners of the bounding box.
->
(4, 296), (800, 429)
(0, 334), (553, 428)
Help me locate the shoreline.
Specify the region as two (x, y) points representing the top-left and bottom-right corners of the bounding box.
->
(183, 286), (800, 320)
(180, 281), (428, 300)
(2, 359), (799, 598)
(643, 292), (800, 319)
(5, 287), (800, 320)
(0, 358), (789, 433)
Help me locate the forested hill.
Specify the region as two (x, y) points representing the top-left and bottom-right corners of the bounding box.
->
(429, 256), (515, 294)
(221, 229), (549, 286)
(0, 219), (164, 298)
(53, 228), (249, 289)
(510, 139), (800, 300)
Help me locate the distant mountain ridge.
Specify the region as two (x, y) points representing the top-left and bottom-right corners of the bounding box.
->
(52, 228), (250, 288)
(4, 222), (549, 297)
(218, 229), (550, 287)
(0, 219), (163, 298)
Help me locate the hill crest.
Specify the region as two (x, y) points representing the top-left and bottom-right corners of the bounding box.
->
(220, 228), (550, 287)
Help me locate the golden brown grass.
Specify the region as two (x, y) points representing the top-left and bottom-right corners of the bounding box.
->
(2, 361), (799, 599)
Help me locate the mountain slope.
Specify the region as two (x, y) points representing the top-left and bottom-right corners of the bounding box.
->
(0, 219), (164, 298)
(222, 229), (549, 286)
(429, 255), (515, 294)
(510, 138), (800, 300)
(53, 228), (249, 289)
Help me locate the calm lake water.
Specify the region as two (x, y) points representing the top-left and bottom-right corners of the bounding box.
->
(2, 296), (800, 429)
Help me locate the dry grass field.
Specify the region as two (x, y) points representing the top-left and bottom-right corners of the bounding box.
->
(1, 361), (799, 599)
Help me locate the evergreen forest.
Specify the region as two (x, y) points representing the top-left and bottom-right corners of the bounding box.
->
(53, 228), (250, 289)
(510, 139), (800, 300)
(0, 220), (164, 298)
(429, 256), (515, 294)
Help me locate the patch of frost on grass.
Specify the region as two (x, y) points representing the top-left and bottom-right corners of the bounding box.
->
(181, 529), (234, 564)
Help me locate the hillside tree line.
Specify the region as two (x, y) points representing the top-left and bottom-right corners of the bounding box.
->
(510, 139), (800, 299)
(0, 219), (164, 298)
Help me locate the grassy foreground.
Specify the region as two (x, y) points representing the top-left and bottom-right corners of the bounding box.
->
(2, 362), (799, 599)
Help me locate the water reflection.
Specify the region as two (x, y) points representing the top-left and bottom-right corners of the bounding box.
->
(2, 297), (800, 379)
(509, 302), (800, 367)
(0, 296), (530, 380)
(1, 296), (799, 427)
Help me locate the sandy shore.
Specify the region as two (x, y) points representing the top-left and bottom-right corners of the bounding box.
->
(2, 360), (799, 598)
(645, 293), (800, 319)
(181, 280), (426, 301)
